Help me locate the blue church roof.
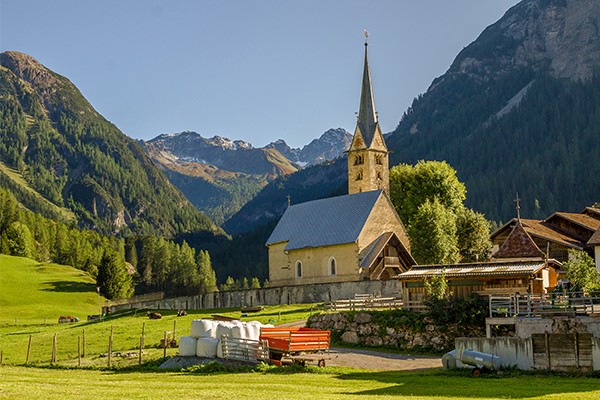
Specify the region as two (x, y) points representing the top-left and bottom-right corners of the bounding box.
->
(266, 190), (383, 251)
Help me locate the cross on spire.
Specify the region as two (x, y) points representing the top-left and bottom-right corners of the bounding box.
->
(514, 193), (521, 220)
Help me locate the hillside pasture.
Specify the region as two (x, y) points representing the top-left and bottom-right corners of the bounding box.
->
(0, 255), (100, 323)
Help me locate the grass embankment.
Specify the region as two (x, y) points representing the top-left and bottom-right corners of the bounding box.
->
(0, 254), (318, 367)
(1, 365), (600, 400)
(0, 255), (100, 323)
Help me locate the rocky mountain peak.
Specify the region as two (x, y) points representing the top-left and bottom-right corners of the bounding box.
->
(0, 51), (58, 87)
(448, 0), (600, 82)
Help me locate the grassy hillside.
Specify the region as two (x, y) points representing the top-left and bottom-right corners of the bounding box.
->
(0, 255), (101, 322)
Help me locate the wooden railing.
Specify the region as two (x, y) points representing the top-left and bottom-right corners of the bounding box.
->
(220, 335), (269, 363)
(489, 292), (600, 318)
(324, 294), (404, 311)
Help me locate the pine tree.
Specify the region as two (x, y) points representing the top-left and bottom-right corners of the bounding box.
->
(96, 250), (133, 300)
(197, 250), (217, 294)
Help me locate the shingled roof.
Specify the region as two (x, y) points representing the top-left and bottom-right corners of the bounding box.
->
(396, 260), (561, 280)
(266, 190), (382, 251)
(589, 228), (600, 246)
(493, 219), (546, 259)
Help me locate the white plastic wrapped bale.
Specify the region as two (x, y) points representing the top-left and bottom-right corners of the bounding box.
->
(246, 321), (262, 341)
(230, 321), (246, 339)
(215, 321), (234, 340)
(190, 319), (215, 338)
(178, 336), (198, 357)
(196, 337), (220, 358)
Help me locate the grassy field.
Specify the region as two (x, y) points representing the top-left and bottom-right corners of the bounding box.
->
(0, 255), (101, 323)
(1, 365), (600, 400)
(0, 254), (319, 366)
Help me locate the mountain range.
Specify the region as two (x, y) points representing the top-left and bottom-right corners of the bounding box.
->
(1, 0), (599, 284)
(228, 0), (600, 235)
(143, 128), (351, 224)
(0, 51), (221, 238)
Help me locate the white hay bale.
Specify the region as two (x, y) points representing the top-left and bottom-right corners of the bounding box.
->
(246, 321), (262, 340)
(231, 321), (245, 339)
(196, 337), (220, 358)
(215, 321), (233, 339)
(178, 336), (198, 357)
(190, 319), (215, 338)
(216, 338), (226, 358)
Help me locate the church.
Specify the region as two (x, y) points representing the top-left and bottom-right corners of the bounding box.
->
(266, 36), (415, 287)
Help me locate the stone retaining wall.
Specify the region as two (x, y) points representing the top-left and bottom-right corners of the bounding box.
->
(307, 311), (485, 352)
(106, 280), (402, 314)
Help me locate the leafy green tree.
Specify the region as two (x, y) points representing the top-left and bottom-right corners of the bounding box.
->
(408, 198), (459, 265)
(563, 249), (599, 294)
(456, 207), (492, 262)
(424, 269), (449, 300)
(389, 160), (466, 228)
(96, 250), (133, 300)
(242, 277), (249, 290)
(251, 277), (261, 289)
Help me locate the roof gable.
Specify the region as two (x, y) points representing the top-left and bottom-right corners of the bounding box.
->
(589, 228), (600, 246)
(493, 219), (545, 259)
(266, 190), (383, 251)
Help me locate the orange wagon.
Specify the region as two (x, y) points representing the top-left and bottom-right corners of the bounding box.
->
(259, 327), (332, 367)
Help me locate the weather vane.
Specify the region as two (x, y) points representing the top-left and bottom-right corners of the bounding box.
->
(364, 29), (369, 43)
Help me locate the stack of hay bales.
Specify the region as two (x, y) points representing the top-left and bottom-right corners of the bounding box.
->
(179, 319), (272, 358)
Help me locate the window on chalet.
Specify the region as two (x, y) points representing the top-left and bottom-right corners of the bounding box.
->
(295, 261), (302, 278)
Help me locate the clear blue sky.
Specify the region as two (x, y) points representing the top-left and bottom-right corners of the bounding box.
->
(0, 0), (519, 148)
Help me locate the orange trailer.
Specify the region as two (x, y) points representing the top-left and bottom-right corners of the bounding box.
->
(259, 327), (331, 367)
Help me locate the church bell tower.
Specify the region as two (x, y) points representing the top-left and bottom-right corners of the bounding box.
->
(348, 31), (389, 195)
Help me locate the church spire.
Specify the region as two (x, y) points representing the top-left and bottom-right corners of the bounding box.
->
(357, 30), (378, 146)
(347, 31), (390, 195)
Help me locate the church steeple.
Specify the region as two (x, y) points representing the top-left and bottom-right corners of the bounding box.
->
(348, 31), (389, 195)
(357, 31), (378, 147)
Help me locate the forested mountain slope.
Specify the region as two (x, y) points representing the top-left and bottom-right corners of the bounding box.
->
(227, 0), (600, 236)
(387, 0), (600, 221)
(0, 51), (221, 237)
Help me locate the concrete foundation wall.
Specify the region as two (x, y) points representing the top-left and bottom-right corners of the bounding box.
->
(456, 337), (534, 370)
(106, 280), (402, 314)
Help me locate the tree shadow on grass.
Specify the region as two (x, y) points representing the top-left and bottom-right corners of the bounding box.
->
(41, 281), (97, 293)
(335, 369), (599, 398)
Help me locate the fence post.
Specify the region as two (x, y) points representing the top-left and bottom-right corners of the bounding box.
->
(163, 331), (167, 358)
(82, 329), (86, 358)
(108, 325), (113, 367)
(26, 335), (32, 364)
(139, 335), (144, 365)
(173, 320), (177, 345)
(78, 336), (81, 367)
(51, 333), (57, 364)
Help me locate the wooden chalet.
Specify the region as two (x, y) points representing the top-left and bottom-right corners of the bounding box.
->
(397, 259), (562, 303)
(491, 207), (600, 262)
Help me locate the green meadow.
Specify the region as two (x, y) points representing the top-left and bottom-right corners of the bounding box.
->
(2, 254), (600, 400)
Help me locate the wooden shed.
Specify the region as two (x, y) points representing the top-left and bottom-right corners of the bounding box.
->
(396, 259), (562, 303)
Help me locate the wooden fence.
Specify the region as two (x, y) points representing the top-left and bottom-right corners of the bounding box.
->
(324, 294), (405, 311)
(489, 292), (600, 318)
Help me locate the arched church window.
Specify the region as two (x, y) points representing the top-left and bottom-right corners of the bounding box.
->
(295, 261), (302, 278)
(356, 171), (363, 181)
(329, 258), (337, 275)
(354, 155), (364, 165)
(375, 155), (383, 165)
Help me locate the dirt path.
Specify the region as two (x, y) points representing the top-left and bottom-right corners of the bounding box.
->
(325, 347), (441, 370)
